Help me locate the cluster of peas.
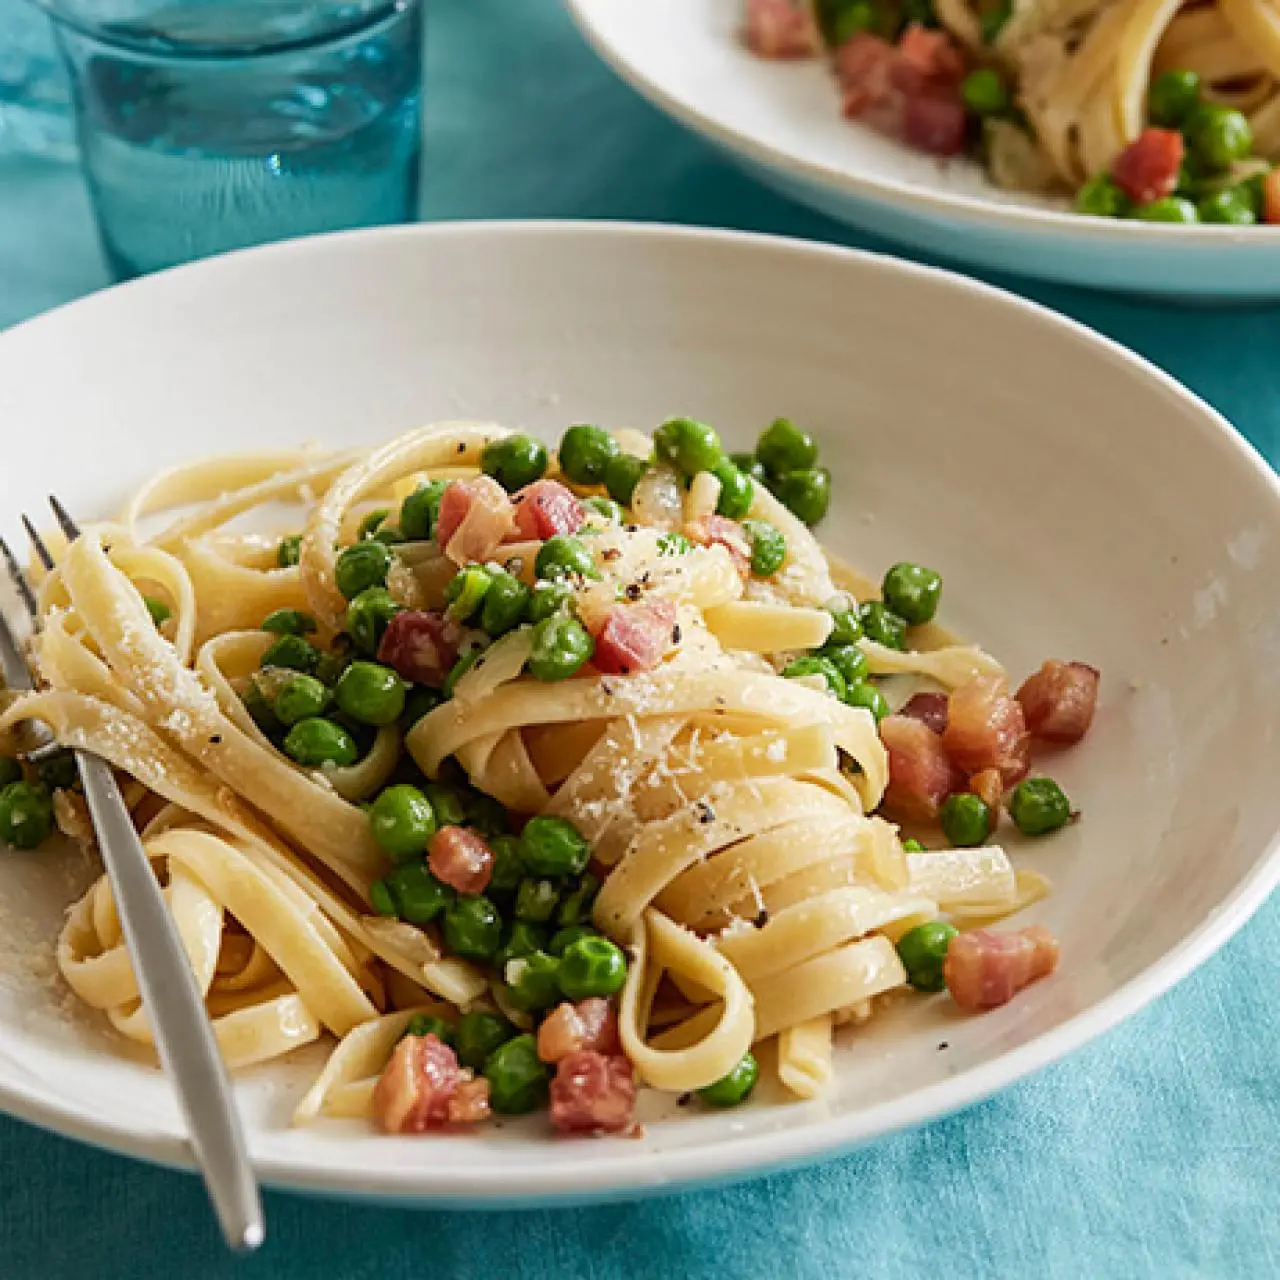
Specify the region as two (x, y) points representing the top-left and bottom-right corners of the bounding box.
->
(369, 803), (760, 1112)
(484, 415), (828, 527)
(0, 754), (64, 850)
(936, 776), (1072, 850)
(725, 416), (831, 529)
(370, 808), (616, 1113)
(1079, 71), (1270, 225)
(781, 559), (943, 722)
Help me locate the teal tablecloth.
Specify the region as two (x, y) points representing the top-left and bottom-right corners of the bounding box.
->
(2, 2), (1277, 1275)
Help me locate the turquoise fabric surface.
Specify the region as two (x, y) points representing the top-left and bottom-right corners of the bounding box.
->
(1, 1), (1278, 1275)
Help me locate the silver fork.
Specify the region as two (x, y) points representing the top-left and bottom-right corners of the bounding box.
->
(0, 498), (264, 1253)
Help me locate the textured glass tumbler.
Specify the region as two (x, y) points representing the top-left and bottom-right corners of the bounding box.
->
(40, 0), (422, 278)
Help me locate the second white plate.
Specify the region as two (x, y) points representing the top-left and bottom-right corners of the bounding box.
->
(567, 0), (1280, 298)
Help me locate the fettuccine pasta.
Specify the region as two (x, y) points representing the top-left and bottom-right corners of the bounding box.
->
(0, 414), (1096, 1138)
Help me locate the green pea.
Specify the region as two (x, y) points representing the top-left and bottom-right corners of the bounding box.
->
(387, 863), (454, 924)
(443, 894), (503, 961)
(730, 451), (768, 484)
(896, 920), (959, 992)
(456, 1010), (518, 1071)
(1241, 170), (1269, 218)
(0, 781), (53, 850)
(556, 871), (600, 927)
(335, 540), (391, 601)
(503, 950), (563, 1012)
(826, 599), (863, 646)
(655, 416), (723, 476)
(334, 661), (405, 727)
(0, 758), (22, 789)
(1075, 174), (1131, 219)
(859, 600), (907, 650)
(495, 919), (549, 968)
(881, 562), (942, 626)
(369, 879), (397, 917)
(34, 749), (77, 792)
(262, 633), (320, 674)
(527, 580), (575, 624)
(980, 0), (1011, 42)
(314, 637), (354, 687)
(261, 608), (316, 637)
(1198, 188), (1256, 225)
(1186, 104), (1253, 173)
(557, 935), (628, 1000)
(276, 534), (302, 568)
(483, 1034), (550, 1114)
(712, 459), (754, 520)
(528, 614), (594, 682)
(940, 793), (992, 848)
(478, 570), (531, 637)
(698, 1051), (759, 1108)
(274, 673), (330, 727)
(488, 834), (526, 896)
(1136, 196), (1199, 223)
(143, 595), (171, 628)
(357, 508), (390, 540)
(423, 782), (468, 827)
(604, 453), (649, 507)
(515, 877), (560, 922)
(520, 815), (591, 879)
(773, 468), (831, 526)
(1008, 777), (1072, 836)
(901, 837), (926, 853)
(464, 791), (510, 838)
(845, 681), (890, 722)
(242, 683), (282, 737)
(404, 1013), (454, 1045)
(1149, 69), (1201, 128)
(657, 532), (692, 557)
(549, 923), (597, 956)
(444, 565), (493, 623)
(782, 656), (847, 701)
(832, 0), (876, 42)
(820, 643), (868, 688)
(401, 685), (443, 732)
(369, 784), (437, 861)
(346, 588), (401, 656)
(756, 418), (817, 476)
(584, 496), (624, 527)
(399, 480), (448, 541)
(559, 424), (621, 485)
(535, 534), (596, 582)
(961, 68), (1009, 117)
(1175, 159), (1202, 199)
(742, 519), (786, 577)
(283, 718), (359, 768)
(482, 434), (549, 492)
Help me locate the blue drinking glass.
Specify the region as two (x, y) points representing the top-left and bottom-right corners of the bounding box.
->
(36, 0), (422, 278)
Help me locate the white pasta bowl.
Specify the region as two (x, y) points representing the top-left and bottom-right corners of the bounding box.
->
(567, 0), (1280, 299)
(0, 221), (1277, 1205)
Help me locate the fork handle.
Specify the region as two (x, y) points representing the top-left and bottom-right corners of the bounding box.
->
(77, 752), (264, 1251)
